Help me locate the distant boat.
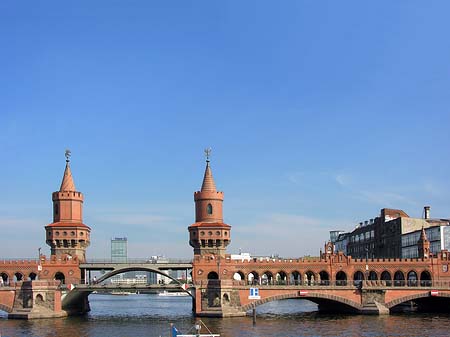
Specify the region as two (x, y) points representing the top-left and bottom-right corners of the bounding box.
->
(158, 290), (189, 297)
(110, 291), (133, 295)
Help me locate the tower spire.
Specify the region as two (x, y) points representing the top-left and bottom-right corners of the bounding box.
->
(60, 149), (76, 192)
(201, 148), (216, 192)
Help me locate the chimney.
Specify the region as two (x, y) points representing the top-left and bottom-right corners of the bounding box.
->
(424, 206), (431, 219)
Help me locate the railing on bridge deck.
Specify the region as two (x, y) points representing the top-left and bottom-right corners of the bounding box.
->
(83, 258), (192, 264)
(194, 279), (450, 289)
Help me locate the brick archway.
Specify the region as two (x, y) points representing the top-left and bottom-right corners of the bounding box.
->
(386, 291), (450, 309)
(241, 291), (362, 312)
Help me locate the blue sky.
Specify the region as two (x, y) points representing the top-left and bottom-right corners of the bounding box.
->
(1, 1), (449, 259)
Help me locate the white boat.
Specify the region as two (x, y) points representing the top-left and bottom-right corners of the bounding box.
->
(158, 290), (189, 297)
(171, 321), (220, 337)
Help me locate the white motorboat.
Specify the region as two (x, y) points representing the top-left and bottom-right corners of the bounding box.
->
(158, 290), (189, 297)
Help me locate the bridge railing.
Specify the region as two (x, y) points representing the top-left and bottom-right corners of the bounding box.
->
(193, 279), (450, 289)
(83, 258), (192, 264)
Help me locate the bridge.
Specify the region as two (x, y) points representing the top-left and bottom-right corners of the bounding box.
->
(2, 153), (450, 318)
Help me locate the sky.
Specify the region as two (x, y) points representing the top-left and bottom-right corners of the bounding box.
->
(1, 1), (449, 260)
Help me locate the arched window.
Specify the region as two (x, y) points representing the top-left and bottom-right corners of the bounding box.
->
(336, 271), (347, 286)
(420, 270), (432, 287)
(207, 204), (213, 215)
(207, 271), (219, 280)
(55, 272), (65, 284)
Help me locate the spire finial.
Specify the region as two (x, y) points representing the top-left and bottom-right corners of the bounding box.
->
(65, 149), (71, 163)
(204, 147), (212, 162)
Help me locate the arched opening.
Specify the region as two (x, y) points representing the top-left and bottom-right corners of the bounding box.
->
(261, 271), (274, 285)
(222, 293), (230, 304)
(420, 270), (432, 286)
(381, 271), (392, 286)
(207, 271), (219, 280)
(0, 272), (9, 285)
(407, 270), (418, 286)
(353, 271), (365, 286)
(209, 292), (220, 307)
(319, 271), (330, 285)
(233, 271), (245, 281)
(276, 271), (287, 285)
(394, 271), (405, 287)
(368, 271), (378, 281)
(35, 294), (44, 304)
(290, 271), (301, 285)
(336, 271), (347, 286)
(54, 272), (65, 284)
(14, 272), (23, 282)
(207, 203), (213, 215)
(247, 271), (259, 285)
(304, 271), (316, 285)
(29, 272), (37, 281)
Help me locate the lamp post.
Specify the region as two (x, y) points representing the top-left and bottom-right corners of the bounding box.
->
(37, 247), (42, 280)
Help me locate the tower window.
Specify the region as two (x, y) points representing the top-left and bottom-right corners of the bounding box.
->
(207, 204), (213, 215)
(54, 204), (59, 215)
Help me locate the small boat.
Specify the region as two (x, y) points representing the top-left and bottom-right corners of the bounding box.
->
(171, 321), (220, 337)
(158, 290), (189, 297)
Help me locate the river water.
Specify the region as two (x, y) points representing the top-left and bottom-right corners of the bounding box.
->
(1, 294), (450, 337)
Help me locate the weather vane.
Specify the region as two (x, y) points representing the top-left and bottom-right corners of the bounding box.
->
(204, 147), (212, 161)
(65, 149), (71, 162)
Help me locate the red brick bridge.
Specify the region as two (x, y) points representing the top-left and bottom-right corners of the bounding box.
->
(2, 153), (450, 318)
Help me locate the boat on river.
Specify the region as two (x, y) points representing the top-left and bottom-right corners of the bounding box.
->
(170, 321), (220, 337)
(158, 290), (189, 297)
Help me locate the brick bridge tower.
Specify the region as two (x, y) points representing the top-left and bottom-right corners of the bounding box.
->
(418, 227), (430, 258)
(45, 150), (91, 262)
(188, 149), (231, 259)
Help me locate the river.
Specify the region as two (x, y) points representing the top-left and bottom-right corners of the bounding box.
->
(1, 293), (450, 337)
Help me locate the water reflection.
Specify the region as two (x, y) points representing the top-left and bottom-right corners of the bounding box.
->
(1, 294), (450, 337)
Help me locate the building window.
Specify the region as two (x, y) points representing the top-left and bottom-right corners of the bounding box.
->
(54, 204), (58, 215)
(207, 204), (213, 215)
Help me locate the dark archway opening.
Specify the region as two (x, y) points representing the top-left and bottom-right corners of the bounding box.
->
(55, 272), (65, 284)
(207, 271), (219, 280)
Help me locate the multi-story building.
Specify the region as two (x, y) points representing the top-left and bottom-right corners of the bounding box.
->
(402, 225), (450, 258)
(111, 237), (127, 263)
(333, 207), (449, 259)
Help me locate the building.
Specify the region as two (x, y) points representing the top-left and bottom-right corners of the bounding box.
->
(402, 225), (450, 258)
(335, 207), (450, 259)
(45, 150), (91, 262)
(111, 237), (127, 263)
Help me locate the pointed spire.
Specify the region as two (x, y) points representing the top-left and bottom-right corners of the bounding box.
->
(60, 149), (76, 191)
(201, 160), (217, 192)
(200, 148), (217, 192)
(419, 226), (428, 242)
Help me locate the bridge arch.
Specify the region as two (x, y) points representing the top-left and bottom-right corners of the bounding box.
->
(386, 292), (450, 309)
(407, 270), (418, 286)
(233, 271), (245, 281)
(14, 272), (24, 282)
(381, 271), (392, 285)
(241, 292), (361, 313)
(336, 271), (347, 286)
(247, 271), (259, 285)
(261, 271), (274, 285)
(420, 270), (432, 286)
(1, 272), (9, 284)
(290, 271), (301, 285)
(95, 266), (187, 290)
(276, 271), (287, 285)
(319, 270), (330, 285)
(29, 272), (38, 281)
(368, 271), (378, 280)
(394, 270), (405, 286)
(304, 271), (315, 285)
